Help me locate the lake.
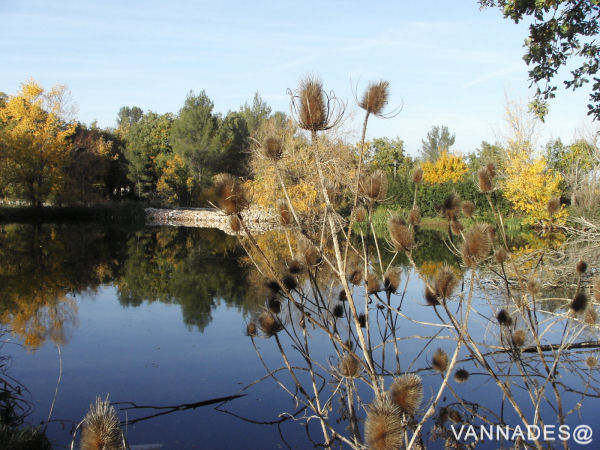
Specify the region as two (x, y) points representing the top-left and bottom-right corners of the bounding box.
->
(0, 222), (598, 449)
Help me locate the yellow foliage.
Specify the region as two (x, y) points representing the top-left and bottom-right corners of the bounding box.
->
(422, 151), (468, 184)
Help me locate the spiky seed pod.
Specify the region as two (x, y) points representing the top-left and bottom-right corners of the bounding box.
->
(496, 309), (513, 327)
(512, 329), (526, 348)
(246, 322), (257, 337)
(432, 348), (449, 373)
(527, 278), (541, 296)
(343, 340), (353, 350)
(454, 368), (469, 383)
(299, 238), (322, 267)
(339, 290), (347, 302)
(359, 170), (388, 203)
(282, 274), (298, 291)
(586, 356), (598, 369)
(287, 259), (304, 274)
(359, 80), (390, 116)
(450, 219), (464, 236)
(389, 374), (423, 415)
(483, 223), (496, 240)
(265, 280), (280, 294)
(350, 269), (363, 286)
(584, 308), (597, 325)
(268, 298), (282, 314)
(486, 162), (497, 178)
(264, 136), (283, 160)
(339, 354), (361, 378)
(434, 265), (458, 299)
(477, 167), (493, 193)
(595, 277), (600, 302)
(333, 304), (344, 318)
(547, 197), (561, 215)
(297, 76), (327, 131)
(412, 167), (423, 184)
(367, 273), (381, 294)
(358, 313), (367, 328)
(229, 215), (241, 232)
(388, 215), (414, 252)
(80, 396), (123, 450)
(424, 286), (439, 306)
(277, 200), (292, 225)
(461, 200), (475, 218)
(408, 207), (421, 227)
(365, 398), (404, 450)
(384, 268), (401, 294)
(448, 409), (462, 423)
(576, 260), (588, 274)
(354, 206), (367, 222)
(258, 312), (283, 336)
(571, 292), (588, 313)
(494, 248), (507, 264)
(441, 193), (460, 221)
(461, 224), (492, 267)
(214, 173), (249, 215)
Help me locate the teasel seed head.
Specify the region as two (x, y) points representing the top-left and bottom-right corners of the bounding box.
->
(277, 200), (292, 226)
(461, 224), (492, 267)
(496, 308), (513, 327)
(570, 292), (588, 314)
(282, 274), (298, 291)
(333, 303), (344, 318)
(258, 312), (283, 336)
(388, 215), (414, 252)
(433, 265), (458, 299)
(299, 238), (322, 267)
(408, 207), (421, 227)
(454, 368), (469, 383)
(339, 354), (361, 378)
(443, 193), (461, 221)
(229, 215), (241, 232)
(586, 356), (598, 369)
(80, 396), (123, 450)
(461, 200), (475, 218)
(264, 136), (283, 160)
(287, 259), (304, 274)
(425, 286), (439, 306)
(448, 409), (462, 423)
(547, 197), (561, 215)
(477, 167), (493, 193)
(450, 218), (464, 236)
(389, 374), (423, 415)
(384, 267), (401, 294)
(359, 80), (390, 116)
(412, 166), (424, 184)
(265, 280), (280, 295)
(354, 206), (367, 222)
(359, 170), (388, 203)
(576, 260), (588, 274)
(432, 348), (449, 373)
(214, 173), (249, 215)
(339, 290), (347, 302)
(358, 313), (367, 328)
(527, 278), (541, 296)
(350, 268), (363, 286)
(365, 398), (404, 450)
(512, 329), (527, 348)
(297, 76), (327, 131)
(367, 273), (381, 294)
(246, 322), (257, 337)
(268, 298), (282, 314)
(584, 308), (597, 326)
(494, 247), (507, 264)
(486, 162), (497, 178)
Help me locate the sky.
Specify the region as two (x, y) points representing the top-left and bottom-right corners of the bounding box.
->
(0, 0), (595, 157)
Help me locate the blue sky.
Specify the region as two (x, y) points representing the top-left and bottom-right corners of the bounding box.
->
(0, 0), (594, 156)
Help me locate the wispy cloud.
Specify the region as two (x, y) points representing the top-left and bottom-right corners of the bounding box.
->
(462, 63), (524, 89)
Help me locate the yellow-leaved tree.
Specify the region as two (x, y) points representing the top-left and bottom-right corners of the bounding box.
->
(0, 80), (76, 206)
(421, 151), (468, 184)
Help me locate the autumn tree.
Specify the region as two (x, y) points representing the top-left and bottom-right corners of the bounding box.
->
(367, 137), (413, 178)
(421, 151), (469, 184)
(0, 80), (76, 206)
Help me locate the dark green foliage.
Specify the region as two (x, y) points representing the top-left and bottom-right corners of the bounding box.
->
(212, 111), (250, 176)
(420, 125), (455, 162)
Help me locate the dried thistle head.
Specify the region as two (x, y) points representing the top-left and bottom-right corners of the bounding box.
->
(432, 348), (449, 373)
(265, 280), (280, 295)
(388, 215), (414, 252)
(461, 200), (475, 218)
(359, 170), (388, 203)
(359, 80), (390, 116)
(354, 206), (367, 222)
(298, 238), (322, 267)
(290, 76), (343, 132)
(571, 292), (588, 314)
(454, 368), (469, 383)
(367, 272), (381, 295)
(412, 166), (423, 184)
(258, 312), (283, 336)
(264, 136), (283, 160)
(461, 224), (492, 267)
(576, 260), (588, 275)
(478, 167), (493, 193)
(287, 259), (304, 274)
(282, 274), (298, 291)
(512, 329), (527, 348)
(365, 398), (404, 450)
(339, 290), (347, 302)
(268, 298), (281, 314)
(486, 162), (497, 178)
(384, 267), (401, 294)
(246, 322), (257, 337)
(443, 194), (461, 221)
(81, 396), (122, 450)
(494, 248), (507, 264)
(358, 313), (367, 328)
(527, 277), (541, 296)
(229, 215), (241, 232)
(389, 374), (423, 415)
(214, 173), (249, 215)
(586, 356), (598, 369)
(424, 286), (439, 306)
(350, 268), (363, 286)
(339, 354), (361, 378)
(450, 219), (464, 236)
(448, 409), (462, 423)
(434, 265), (458, 299)
(333, 304), (345, 318)
(277, 199), (292, 226)
(547, 197), (561, 215)
(408, 207), (421, 227)
(496, 309), (513, 327)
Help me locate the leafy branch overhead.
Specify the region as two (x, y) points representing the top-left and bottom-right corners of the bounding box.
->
(481, 0), (600, 120)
